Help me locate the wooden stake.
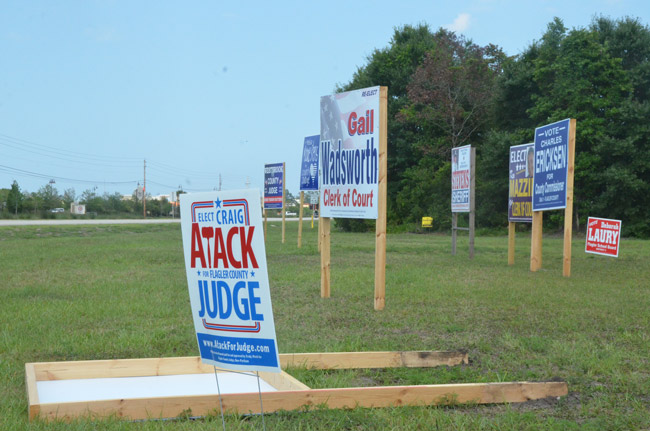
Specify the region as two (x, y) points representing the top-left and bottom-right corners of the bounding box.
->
(530, 211), (543, 271)
(469, 147), (476, 259)
(374, 86), (388, 311)
(508, 222), (515, 265)
(298, 191), (304, 248)
(451, 213), (458, 255)
(320, 217), (331, 298)
(281, 162), (286, 244)
(563, 119), (576, 277)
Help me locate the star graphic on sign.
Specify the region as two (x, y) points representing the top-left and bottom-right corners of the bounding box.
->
(250, 271), (255, 277)
(197, 270), (201, 276)
(215, 198), (222, 208)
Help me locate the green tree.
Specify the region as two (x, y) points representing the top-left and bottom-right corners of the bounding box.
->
(6, 180), (23, 215)
(37, 183), (62, 211)
(337, 24), (440, 230)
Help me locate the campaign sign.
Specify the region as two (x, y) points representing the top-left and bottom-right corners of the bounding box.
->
(451, 145), (471, 212)
(264, 163), (284, 210)
(320, 86), (379, 219)
(300, 135), (320, 191)
(180, 189), (281, 373)
(585, 217), (621, 257)
(508, 143), (534, 222)
(532, 119), (570, 211)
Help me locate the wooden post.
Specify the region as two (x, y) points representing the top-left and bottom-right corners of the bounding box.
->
(262, 197), (267, 243)
(320, 217), (331, 298)
(374, 86), (388, 311)
(298, 191), (304, 248)
(508, 222), (515, 265)
(530, 211), (543, 271)
(468, 147), (476, 259)
(563, 119), (576, 277)
(451, 213), (458, 255)
(281, 163), (286, 244)
(317, 198), (322, 252)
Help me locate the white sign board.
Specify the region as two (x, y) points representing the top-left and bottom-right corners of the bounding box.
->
(180, 189), (281, 373)
(70, 204), (86, 215)
(320, 86), (380, 219)
(451, 145), (471, 212)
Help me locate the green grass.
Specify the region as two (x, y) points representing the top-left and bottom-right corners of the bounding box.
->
(1, 221), (648, 430)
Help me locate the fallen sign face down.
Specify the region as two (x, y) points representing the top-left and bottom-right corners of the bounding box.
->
(25, 350), (568, 422)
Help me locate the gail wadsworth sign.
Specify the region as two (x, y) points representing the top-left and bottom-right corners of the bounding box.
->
(320, 86), (379, 219)
(451, 145), (471, 212)
(180, 189), (281, 373)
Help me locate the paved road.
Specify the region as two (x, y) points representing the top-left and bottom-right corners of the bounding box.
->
(0, 218), (310, 226)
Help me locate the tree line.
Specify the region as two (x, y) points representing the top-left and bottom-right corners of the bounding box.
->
(0, 180), (177, 218)
(335, 16), (649, 238)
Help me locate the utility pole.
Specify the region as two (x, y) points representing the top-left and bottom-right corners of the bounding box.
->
(143, 159), (147, 219)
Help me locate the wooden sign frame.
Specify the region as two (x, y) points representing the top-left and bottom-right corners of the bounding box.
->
(320, 86), (388, 310)
(26, 350), (567, 422)
(530, 119), (576, 277)
(451, 147), (476, 259)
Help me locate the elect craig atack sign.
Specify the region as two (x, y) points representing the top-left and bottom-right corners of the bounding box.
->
(180, 189), (281, 373)
(585, 217), (621, 257)
(320, 86), (379, 219)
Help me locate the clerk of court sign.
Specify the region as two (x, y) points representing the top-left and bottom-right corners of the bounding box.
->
(320, 86), (379, 219)
(532, 119), (571, 211)
(180, 189), (281, 373)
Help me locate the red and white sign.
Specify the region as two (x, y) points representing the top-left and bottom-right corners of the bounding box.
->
(585, 217), (621, 257)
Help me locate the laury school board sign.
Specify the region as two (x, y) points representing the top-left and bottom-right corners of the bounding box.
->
(264, 163), (284, 210)
(508, 143), (534, 222)
(585, 217), (621, 257)
(320, 86), (379, 219)
(451, 145), (471, 212)
(300, 135), (320, 191)
(532, 119), (570, 211)
(180, 189), (281, 373)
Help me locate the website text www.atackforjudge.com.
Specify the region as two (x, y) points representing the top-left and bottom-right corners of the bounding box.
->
(203, 338), (270, 355)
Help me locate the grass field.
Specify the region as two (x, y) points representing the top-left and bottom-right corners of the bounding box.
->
(1, 221), (648, 430)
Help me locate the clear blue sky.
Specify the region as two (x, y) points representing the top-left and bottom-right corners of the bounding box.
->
(1, 0), (648, 199)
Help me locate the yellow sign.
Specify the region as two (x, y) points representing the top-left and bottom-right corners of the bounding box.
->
(422, 217), (433, 228)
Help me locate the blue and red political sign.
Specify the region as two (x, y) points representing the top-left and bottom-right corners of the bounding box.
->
(263, 163), (284, 210)
(508, 143), (534, 222)
(180, 189), (281, 373)
(532, 119), (571, 211)
(320, 86), (379, 219)
(300, 135), (320, 192)
(451, 145), (471, 212)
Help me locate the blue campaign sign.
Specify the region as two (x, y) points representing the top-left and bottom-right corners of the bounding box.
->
(264, 163), (284, 209)
(532, 119), (571, 211)
(179, 189), (281, 373)
(300, 135), (320, 191)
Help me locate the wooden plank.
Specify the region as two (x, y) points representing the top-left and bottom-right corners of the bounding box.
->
(258, 370), (310, 391)
(530, 211), (543, 271)
(32, 356), (214, 381)
(508, 222), (515, 265)
(469, 147), (476, 259)
(563, 119), (576, 277)
(374, 86), (388, 311)
(320, 217), (331, 298)
(298, 191), (304, 248)
(31, 351), (468, 382)
(25, 363), (40, 420)
(34, 381), (568, 421)
(280, 351), (468, 370)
